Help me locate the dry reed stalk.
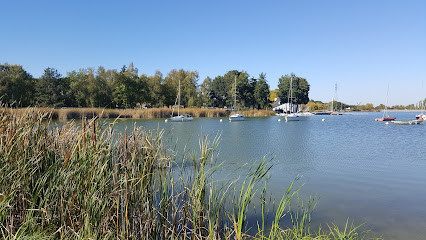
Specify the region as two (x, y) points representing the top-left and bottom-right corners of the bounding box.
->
(0, 104), (368, 239)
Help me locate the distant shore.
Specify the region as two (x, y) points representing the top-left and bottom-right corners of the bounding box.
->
(4, 107), (275, 120)
(4, 107), (422, 120)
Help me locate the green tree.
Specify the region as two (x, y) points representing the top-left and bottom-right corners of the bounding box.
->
(199, 76), (213, 107)
(358, 103), (374, 111)
(210, 70), (252, 109)
(277, 73), (310, 104)
(376, 104), (386, 110)
(254, 73), (270, 109)
(306, 100), (326, 111)
(246, 76), (257, 108)
(68, 69), (90, 107)
(224, 70), (251, 108)
(35, 68), (71, 107)
(112, 64), (146, 108)
(162, 69), (198, 107)
(210, 75), (228, 108)
(92, 66), (114, 107)
(0, 63), (34, 106)
(145, 71), (164, 107)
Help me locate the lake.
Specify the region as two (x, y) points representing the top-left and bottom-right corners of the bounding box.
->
(110, 111), (426, 240)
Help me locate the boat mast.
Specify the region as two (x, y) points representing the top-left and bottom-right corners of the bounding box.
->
(178, 79), (181, 116)
(384, 84), (390, 118)
(288, 75), (293, 113)
(234, 75), (237, 112)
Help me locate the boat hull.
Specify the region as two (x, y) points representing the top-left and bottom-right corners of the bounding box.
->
(392, 120), (422, 125)
(314, 112), (331, 115)
(416, 114), (426, 120)
(229, 114), (245, 121)
(285, 114), (300, 121)
(375, 117), (395, 121)
(170, 115), (193, 122)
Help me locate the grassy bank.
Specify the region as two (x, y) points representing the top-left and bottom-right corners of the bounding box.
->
(0, 107), (372, 239)
(3, 107), (275, 120)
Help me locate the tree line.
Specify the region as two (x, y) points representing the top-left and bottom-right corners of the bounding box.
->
(0, 63), (281, 109)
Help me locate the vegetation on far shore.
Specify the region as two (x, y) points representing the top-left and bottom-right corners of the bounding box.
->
(2, 107), (275, 120)
(1, 63), (424, 116)
(0, 63), (273, 111)
(0, 106), (378, 239)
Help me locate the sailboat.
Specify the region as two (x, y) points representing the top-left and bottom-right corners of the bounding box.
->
(330, 83), (343, 115)
(171, 79), (193, 122)
(285, 75), (299, 121)
(375, 84), (395, 121)
(229, 76), (245, 121)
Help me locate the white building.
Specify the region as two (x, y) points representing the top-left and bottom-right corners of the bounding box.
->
(272, 97), (301, 113)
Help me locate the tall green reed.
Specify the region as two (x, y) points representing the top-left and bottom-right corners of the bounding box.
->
(0, 106), (371, 239)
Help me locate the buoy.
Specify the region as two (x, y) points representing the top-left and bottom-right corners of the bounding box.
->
(165, 119), (168, 122)
(322, 118), (325, 122)
(220, 119), (223, 122)
(385, 122), (389, 125)
(278, 119), (281, 122)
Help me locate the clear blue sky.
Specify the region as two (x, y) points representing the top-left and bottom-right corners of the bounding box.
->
(1, 0), (425, 106)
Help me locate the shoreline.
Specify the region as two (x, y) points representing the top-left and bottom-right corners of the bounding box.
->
(4, 107), (422, 121)
(4, 107), (275, 120)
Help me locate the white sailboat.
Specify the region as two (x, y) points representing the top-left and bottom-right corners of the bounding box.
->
(229, 76), (245, 121)
(285, 75), (299, 121)
(171, 79), (193, 122)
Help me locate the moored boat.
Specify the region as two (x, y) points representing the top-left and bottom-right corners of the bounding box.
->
(392, 120), (422, 125)
(314, 111), (331, 115)
(375, 117), (395, 121)
(229, 113), (245, 121)
(285, 113), (299, 121)
(416, 113), (426, 120)
(376, 84), (395, 122)
(284, 74), (299, 122)
(170, 79), (193, 122)
(171, 114), (193, 122)
(229, 76), (245, 121)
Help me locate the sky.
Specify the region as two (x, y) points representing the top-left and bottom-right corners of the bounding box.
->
(1, 0), (425, 106)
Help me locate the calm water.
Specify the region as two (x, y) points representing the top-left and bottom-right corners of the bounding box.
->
(111, 112), (426, 239)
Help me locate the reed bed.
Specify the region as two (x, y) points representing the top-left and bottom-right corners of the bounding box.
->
(0, 106), (372, 239)
(239, 109), (276, 117)
(2, 107), (277, 120)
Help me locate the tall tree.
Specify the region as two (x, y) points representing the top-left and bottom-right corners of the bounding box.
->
(112, 64), (146, 108)
(96, 66), (116, 107)
(246, 76), (257, 108)
(68, 69), (90, 107)
(254, 73), (270, 109)
(92, 66), (113, 107)
(35, 68), (71, 107)
(0, 63), (34, 106)
(210, 76), (227, 108)
(145, 71), (164, 107)
(162, 69), (198, 108)
(277, 73), (310, 104)
(199, 76), (213, 107)
(223, 70), (251, 109)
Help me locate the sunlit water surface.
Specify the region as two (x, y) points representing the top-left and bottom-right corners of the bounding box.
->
(98, 112), (426, 239)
